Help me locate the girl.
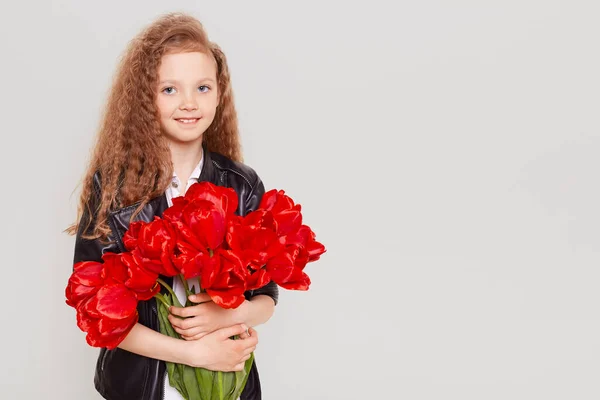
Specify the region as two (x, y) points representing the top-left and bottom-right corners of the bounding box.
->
(68, 12), (279, 400)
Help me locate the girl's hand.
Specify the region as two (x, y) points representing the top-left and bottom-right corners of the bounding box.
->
(168, 293), (242, 340)
(185, 324), (258, 371)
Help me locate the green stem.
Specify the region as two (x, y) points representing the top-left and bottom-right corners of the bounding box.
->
(154, 292), (171, 309)
(157, 278), (183, 308)
(157, 278), (176, 298)
(218, 370), (223, 398)
(179, 274), (192, 297)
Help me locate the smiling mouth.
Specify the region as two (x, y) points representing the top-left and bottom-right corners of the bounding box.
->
(175, 118), (201, 124)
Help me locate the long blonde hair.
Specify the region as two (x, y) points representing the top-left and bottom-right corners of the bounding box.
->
(67, 12), (242, 240)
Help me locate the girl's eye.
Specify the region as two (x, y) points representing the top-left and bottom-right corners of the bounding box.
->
(161, 86), (210, 94)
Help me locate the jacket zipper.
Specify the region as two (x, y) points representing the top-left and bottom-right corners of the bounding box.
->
(152, 301), (166, 400)
(100, 348), (107, 372)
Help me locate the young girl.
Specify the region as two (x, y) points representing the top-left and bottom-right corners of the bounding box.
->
(68, 12), (279, 400)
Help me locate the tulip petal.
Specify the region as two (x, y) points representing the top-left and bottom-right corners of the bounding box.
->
(246, 268), (271, 291)
(134, 283), (160, 301)
(200, 250), (247, 308)
(277, 269), (311, 291)
(186, 182), (239, 215)
(86, 313), (137, 349)
(184, 200), (226, 250)
(123, 221), (144, 250)
(121, 252), (158, 291)
(65, 283), (99, 308)
(71, 261), (104, 286)
(274, 209), (302, 236)
(96, 284), (138, 320)
(205, 289), (246, 309)
(101, 253), (129, 284)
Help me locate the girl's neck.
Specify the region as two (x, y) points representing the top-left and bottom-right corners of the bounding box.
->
(169, 137), (204, 185)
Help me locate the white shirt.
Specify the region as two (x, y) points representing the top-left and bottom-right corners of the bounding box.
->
(162, 154), (241, 400)
(163, 155), (203, 400)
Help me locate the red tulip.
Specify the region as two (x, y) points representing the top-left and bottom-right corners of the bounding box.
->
(185, 182), (239, 216)
(164, 196), (227, 252)
(259, 189), (302, 236)
(122, 221), (144, 251)
(75, 289), (138, 349)
(129, 218), (179, 276)
(282, 225), (327, 261)
(65, 260), (104, 308)
(172, 240), (206, 280)
(67, 181), (326, 353)
(183, 200), (227, 250)
(265, 249), (311, 290)
(162, 197), (203, 248)
(95, 284), (139, 320)
(98, 252), (160, 301)
(101, 252), (128, 285)
(245, 267), (271, 291)
(89, 313), (137, 348)
(201, 250), (248, 309)
(120, 252), (160, 300)
(227, 209), (284, 271)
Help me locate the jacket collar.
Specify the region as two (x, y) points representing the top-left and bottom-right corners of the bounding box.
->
(197, 141), (218, 184)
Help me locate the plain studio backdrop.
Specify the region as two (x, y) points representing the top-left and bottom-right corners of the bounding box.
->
(1, 1), (599, 399)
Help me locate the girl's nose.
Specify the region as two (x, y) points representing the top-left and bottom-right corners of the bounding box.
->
(179, 93), (198, 111)
(179, 101), (198, 111)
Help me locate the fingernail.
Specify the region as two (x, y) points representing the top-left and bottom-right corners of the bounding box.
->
(241, 324), (247, 330)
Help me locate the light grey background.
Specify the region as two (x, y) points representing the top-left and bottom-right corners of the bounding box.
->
(1, 0), (599, 399)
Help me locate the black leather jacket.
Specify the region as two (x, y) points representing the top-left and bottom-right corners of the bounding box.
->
(73, 145), (279, 400)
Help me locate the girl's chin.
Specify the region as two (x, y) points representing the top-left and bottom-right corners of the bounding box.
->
(163, 132), (205, 145)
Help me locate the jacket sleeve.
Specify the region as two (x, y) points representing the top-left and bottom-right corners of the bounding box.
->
(73, 173), (120, 266)
(244, 174), (279, 306)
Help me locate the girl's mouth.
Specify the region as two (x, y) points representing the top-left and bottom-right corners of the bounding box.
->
(175, 118), (201, 124)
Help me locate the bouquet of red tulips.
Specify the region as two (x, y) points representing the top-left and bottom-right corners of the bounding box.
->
(65, 182), (325, 400)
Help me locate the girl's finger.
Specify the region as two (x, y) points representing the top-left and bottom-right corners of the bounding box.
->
(233, 363), (245, 372)
(168, 314), (184, 328)
(238, 330), (250, 340)
(169, 305), (201, 318)
(189, 293), (212, 303)
(174, 325), (204, 337)
(240, 327), (257, 342)
(188, 332), (209, 341)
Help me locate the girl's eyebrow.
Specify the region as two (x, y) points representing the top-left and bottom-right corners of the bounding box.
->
(159, 78), (216, 85)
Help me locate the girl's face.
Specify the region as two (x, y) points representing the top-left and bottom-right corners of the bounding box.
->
(156, 51), (219, 145)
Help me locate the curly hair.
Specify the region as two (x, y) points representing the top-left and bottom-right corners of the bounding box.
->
(67, 12), (242, 240)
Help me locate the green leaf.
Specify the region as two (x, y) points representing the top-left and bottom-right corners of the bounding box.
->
(209, 370), (221, 400)
(166, 360), (187, 399)
(183, 365), (202, 400)
(157, 298), (179, 339)
(221, 370), (235, 398)
(197, 366), (214, 400)
(218, 371), (225, 399)
(232, 353), (254, 399)
(157, 297), (189, 399)
(155, 293), (251, 400)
